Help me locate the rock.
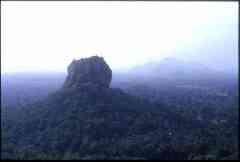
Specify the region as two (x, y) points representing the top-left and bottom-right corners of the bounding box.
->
(63, 56), (112, 89)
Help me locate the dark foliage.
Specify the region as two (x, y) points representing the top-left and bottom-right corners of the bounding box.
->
(1, 62), (238, 160)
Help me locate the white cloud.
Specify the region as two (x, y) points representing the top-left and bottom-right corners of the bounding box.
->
(1, 1), (238, 73)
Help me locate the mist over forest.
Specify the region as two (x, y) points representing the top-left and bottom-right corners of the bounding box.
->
(2, 57), (238, 108)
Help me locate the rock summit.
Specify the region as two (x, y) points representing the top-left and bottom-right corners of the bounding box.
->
(63, 56), (112, 89)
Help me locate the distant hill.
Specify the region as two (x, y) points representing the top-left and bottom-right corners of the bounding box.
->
(129, 57), (219, 79)
(111, 57), (237, 88)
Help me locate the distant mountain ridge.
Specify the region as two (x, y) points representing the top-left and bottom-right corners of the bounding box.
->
(123, 57), (236, 83)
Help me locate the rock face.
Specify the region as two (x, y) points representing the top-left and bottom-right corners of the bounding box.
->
(63, 56), (112, 89)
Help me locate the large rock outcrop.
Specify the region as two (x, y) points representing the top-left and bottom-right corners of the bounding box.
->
(63, 56), (112, 89)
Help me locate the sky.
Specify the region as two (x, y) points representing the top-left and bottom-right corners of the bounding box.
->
(1, 1), (238, 73)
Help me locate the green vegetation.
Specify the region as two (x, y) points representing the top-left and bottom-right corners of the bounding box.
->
(1, 82), (238, 160)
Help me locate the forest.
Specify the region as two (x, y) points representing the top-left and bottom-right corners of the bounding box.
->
(1, 56), (238, 160)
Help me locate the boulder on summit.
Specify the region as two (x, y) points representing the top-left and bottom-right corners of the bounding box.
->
(63, 56), (112, 89)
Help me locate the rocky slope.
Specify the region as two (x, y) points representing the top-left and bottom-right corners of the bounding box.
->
(63, 56), (112, 89)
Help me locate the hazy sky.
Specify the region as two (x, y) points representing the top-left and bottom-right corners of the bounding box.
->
(1, 1), (238, 73)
